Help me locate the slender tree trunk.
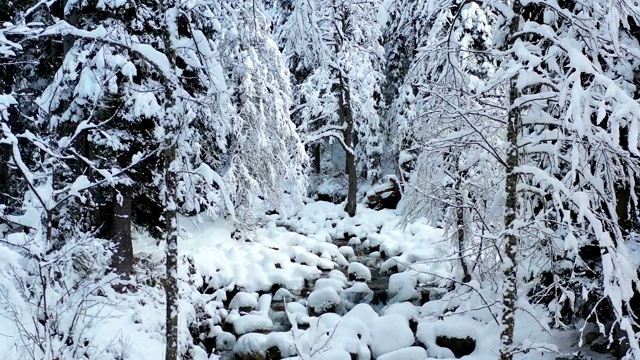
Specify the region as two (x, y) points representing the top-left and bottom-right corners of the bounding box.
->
(160, 7), (179, 360)
(110, 185), (133, 275)
(313, 143), (321, 174)
(164, 144), (178, 360)
(501, 4), (522, 358)
(337, 74), (357, 217)
(457, 200), (471, 283)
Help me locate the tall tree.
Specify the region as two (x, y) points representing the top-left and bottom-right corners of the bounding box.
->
(495, 0), (640, 357)
(397, 0), (501, 283)
(276, 0), (385, 216)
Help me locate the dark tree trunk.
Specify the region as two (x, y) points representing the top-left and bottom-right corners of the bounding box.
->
(110, 185), (133, 275)
(457, 203), (471, 283)
(164, 144), (178, 360)
(312, 143), (321, 174)
(337, 74), (357, 217)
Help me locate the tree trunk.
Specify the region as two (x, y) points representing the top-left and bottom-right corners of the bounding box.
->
(337, 74), (357, 217)
(312, 143), (321, 174)
(110, 185), (133, 275)
(457, 201), (471, 283)
(164, 145), (178, 360)
(161, 8), (179, 360)
(501, 4), (522, 358)
(345, 129), (357, 217)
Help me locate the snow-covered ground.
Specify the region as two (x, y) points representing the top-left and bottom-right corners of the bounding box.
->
(1, 201), (610, 360)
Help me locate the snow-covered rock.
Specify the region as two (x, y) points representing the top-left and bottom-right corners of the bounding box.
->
(376, 346), (427, 360)
(315, 277), (347, 292)
(342, 282), (374, 306)
(233, 314), (273, 335)
(388, 272), (418, 303)
(370, 314), (415, 358)
(229, 292), (258, 312)
(343, 303), (379, 329)
(307, 287), (341, 314)
(339, 246), (356, 260)
(417, 318), (479, 358)
(215, 332), (236, 351)
(348, 262), (372, 281)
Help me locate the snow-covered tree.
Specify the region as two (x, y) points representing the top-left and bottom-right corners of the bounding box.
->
(495, 0), (640, 357)
(276, 0), (385, 216)
(218, 1), (308, 222)
(396, 0), (502, 283)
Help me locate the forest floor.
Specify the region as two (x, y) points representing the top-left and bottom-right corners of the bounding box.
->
(71, 201), (611, 360)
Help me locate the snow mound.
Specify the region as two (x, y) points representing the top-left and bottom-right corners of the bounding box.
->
(388, 272), (418, 303)
(229, 291), (258, 311)
(376, 346), (427, 360)
(233, 314), (273, 335)
(307, 287), (341, 314)
(370, 314), (415, 358)
(348, 262), (372, 281)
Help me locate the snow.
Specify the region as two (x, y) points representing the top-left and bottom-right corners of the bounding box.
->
(229, 292), (258, 311)
(388, 272), (419, 303)
(348, 262), (371, 281)
(233, 314), (274, 335)
(307, 287), (341, 314)
(0, 199), (617, 360)
(370, 314), (415, 358)
(376, 347), (427, 360)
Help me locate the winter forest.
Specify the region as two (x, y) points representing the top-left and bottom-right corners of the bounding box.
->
(2, 0), (640, 359)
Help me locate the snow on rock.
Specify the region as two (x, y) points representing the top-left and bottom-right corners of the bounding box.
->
(233, 333), (270, 357)
(316, 349), (354, 360)
(273, 288), (294, 301)
(286, 301), (308, 316)
(370, 314), (415, 358)
(229, 292), (258, 312)
(339, 246), (356, 260)
(343, 303), (379, 329)
(342, 282), (374, 307)
(348, 237), (362, 247)
(233, 314), (273, 335)
(388, 272), (418, 303)
(307, 287), (341, 314)
(334, 316), (372, 344)
(417, 318), (480, 358)
(380, 258), (400, 274)
(314, 277), (347, 292)
(383, 302), (419, 321)
(328, 269), (349, 284)
(376, 346), (428, 360)
(348, 262), (372, 281)
(215, 332), (237, 351)
(257, 294), (272, 314)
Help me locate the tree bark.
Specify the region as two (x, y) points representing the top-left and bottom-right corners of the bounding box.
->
(164, 144), (178, 360)
(161, 8), (179, 360)
(457, 200), (471, 283)
(110, 185), (133, 275)
(501, 3), (522, 358)
(312, 143), (321, 174)
(337, 74), (357, 217)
